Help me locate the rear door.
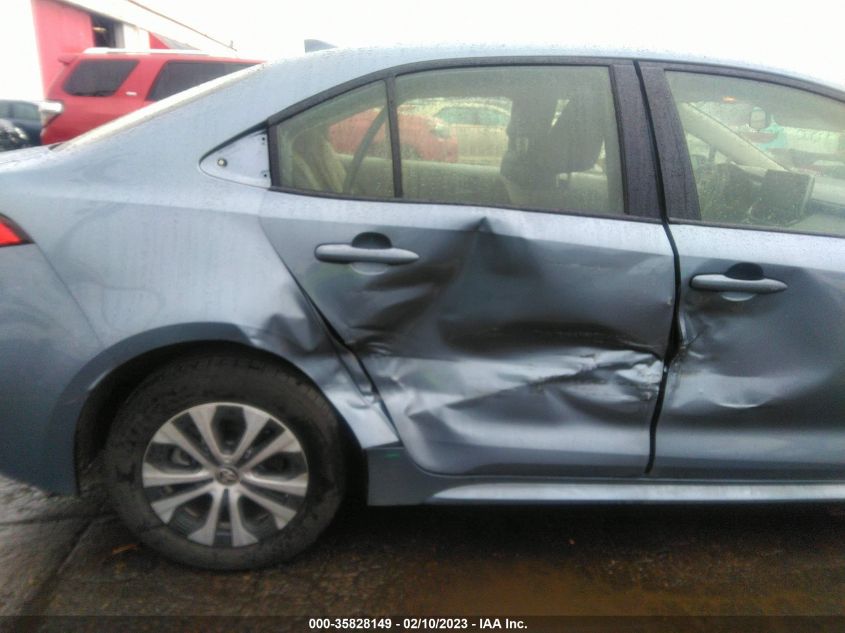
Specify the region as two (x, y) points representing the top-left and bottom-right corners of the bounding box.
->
(260, 60), (676, 477)
(642, 63), (845, 478)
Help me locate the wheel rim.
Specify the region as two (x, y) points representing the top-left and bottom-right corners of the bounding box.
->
(141, 402), (309, 548)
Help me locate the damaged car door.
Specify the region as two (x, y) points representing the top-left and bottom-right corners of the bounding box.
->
(643, 65), (845, 478)
(260, 61), (675, 477)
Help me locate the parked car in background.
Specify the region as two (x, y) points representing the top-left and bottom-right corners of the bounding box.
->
(4, 45), (845, 571)
(431, 99), (511, 165)
(398, 98), (512, 165)
(0, 119), (32, 151)
(0, 100), (43, 145)
(40, 48), (261, 144)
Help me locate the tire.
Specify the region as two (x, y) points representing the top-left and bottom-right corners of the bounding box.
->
(103, 353), (346, 570)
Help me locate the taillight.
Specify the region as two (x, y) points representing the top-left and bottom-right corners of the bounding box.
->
(39, 100), (64, 127)
(0, 215), (31, 247)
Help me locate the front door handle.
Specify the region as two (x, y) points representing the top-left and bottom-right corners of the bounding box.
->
(314, 243), (419, 265)
(690, 274), (787, 294)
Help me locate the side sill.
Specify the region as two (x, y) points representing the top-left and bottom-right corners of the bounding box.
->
(366, 447), (845, 506)
(431, 482), (845, 504)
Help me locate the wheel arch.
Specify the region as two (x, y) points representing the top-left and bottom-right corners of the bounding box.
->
(64, 323), (397, 495)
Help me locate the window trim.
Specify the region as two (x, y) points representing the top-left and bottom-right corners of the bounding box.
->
(385, 76), (403, 198)
(639, 60), (845, 238)
(266, 56), (661, 222)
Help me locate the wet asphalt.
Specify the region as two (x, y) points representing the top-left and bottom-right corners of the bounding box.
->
(2, 472), (845, 624)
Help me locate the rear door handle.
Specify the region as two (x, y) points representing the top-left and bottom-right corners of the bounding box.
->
(314, 243), (419, 265)
(690, 274), (787, 294)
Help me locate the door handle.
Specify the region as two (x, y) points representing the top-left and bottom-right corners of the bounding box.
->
(314, 243), (419, 265)
(690, 274), (787, 294)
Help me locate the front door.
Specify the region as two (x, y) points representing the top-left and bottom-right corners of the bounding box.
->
(643, 64), (845, 478)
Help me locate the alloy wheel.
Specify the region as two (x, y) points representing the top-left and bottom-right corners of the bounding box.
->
(141, 402), (309, 547)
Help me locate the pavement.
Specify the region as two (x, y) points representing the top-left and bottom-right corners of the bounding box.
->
(2, 471), (845, 626)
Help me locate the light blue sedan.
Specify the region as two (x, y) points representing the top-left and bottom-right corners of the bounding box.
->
(2, 44), (845, 569)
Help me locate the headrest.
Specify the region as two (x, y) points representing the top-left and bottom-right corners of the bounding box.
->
(501, 90), (607, 188)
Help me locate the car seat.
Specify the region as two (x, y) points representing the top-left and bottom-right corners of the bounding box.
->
(500, 91), (607, 211)
(291, 127), (347, 193)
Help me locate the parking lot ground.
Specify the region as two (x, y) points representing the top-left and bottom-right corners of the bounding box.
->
(3, 474), (845, 625)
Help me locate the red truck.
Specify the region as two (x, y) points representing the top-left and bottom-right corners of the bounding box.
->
(40, 49), (261, 144)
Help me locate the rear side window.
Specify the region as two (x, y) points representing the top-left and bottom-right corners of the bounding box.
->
(395, 66), (624, 214)
(148, 61), (253, 101)
(272, 66), (624, 216)
(64, 60), (138, 97)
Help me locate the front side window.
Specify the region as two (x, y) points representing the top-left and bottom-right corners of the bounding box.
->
(667, 71), (845, 236)
(275, 82), (393, 198)
(63, 60), (138, 97)
(395, 66), (623, 214)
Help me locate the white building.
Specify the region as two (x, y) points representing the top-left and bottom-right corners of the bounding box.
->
(1, 0), (239, 100)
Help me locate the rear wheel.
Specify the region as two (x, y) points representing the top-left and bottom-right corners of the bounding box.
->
(104, 354), (346, 570)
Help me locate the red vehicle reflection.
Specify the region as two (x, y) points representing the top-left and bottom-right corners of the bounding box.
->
(329, 108), (458, 162)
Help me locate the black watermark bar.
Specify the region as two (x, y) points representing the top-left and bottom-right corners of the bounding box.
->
(3, 617), (845, 633)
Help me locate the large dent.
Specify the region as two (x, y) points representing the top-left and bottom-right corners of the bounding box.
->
(372, 351), (662, 476)
(655, 225), (845, 478)
(262, 194), (675, 477)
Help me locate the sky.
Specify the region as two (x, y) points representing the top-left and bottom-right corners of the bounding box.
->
(140, 0), (845, 87)
(1, 0), (842, 100)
